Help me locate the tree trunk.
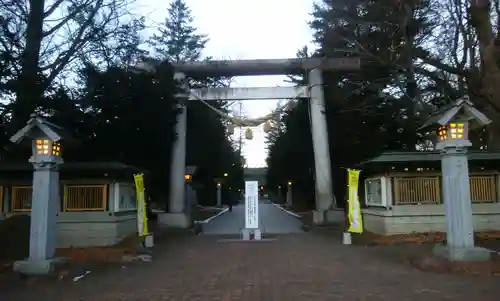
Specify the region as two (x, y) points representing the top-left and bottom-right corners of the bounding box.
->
(11, 0), (45, 133)
(402, 1), (419, 150)
(470, 0), (500, 149)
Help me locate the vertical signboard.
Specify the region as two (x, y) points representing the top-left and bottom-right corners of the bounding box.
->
(245, 181), (259, 229)
(134, 173), (149, 236)
(347, 169), (363, 233)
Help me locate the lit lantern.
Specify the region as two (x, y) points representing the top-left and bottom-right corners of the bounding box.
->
(263, 121), (272, 133)
(34, 139), (62, 157)
(245, 128), (253, 140)
(437, 122), (468, 141)
(419, 97), (491, 149)
(227, 124), (235, 135)
(185, 166), (197, 184)
(288, 181), (292, 186)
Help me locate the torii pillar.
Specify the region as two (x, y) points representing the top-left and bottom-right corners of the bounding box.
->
(160, 58), (360, 228)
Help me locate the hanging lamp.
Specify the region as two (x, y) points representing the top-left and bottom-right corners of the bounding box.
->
(245, 128), (253, 140)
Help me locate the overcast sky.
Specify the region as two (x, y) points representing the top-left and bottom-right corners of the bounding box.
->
(136, 0), (316, 167)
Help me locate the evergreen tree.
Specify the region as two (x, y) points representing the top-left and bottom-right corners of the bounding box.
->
(148, 0), (208, 62)
(147, 0), (242, 205)
(266, 0), (427, 209)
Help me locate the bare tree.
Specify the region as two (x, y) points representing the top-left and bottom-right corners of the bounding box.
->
(0, 0), (137, 131)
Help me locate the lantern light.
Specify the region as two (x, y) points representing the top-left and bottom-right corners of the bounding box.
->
(184, 173), (192, 182)
(217, 182), (221, 188)
(35, 139), (62, 157)
(288, 181), (292, 186)
(437, 122), (468, 141)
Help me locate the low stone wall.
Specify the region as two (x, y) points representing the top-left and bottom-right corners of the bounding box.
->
(363, 203), (500, 235)
(56, 212), (137, 248)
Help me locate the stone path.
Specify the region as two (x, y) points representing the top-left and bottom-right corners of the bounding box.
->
(202, 200), (303, 235)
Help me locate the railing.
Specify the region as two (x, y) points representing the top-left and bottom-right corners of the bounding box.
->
(470, 175), (496, 203)
(393, 177), (441, 205)
(11, 186), (33, 212)
(63, 184), (108, 211)
(393, 174), (498, 205)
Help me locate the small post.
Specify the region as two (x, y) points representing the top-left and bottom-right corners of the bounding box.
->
(9, 115), (69, 275)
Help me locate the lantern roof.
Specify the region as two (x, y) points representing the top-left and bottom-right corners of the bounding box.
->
(418, 97), (492, 131)
(10, 114), (70, 144)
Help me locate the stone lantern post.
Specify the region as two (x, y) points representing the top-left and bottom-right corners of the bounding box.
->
(286, 181), (293, 206)
(214, 177), (226, 208)
(9, 114), (68, 274)
(419, 98), (492, 261)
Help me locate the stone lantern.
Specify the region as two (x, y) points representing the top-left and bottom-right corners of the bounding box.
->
(419, 98), (492, 261)
(9, 114), (69, 274)
(214, 177), (226, 208)
(286, 181), (293, 206)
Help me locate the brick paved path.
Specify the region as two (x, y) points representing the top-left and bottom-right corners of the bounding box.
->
(1, 205), (500, 300)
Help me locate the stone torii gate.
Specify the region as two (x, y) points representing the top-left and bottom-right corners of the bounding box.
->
(157, 58), (360, 228)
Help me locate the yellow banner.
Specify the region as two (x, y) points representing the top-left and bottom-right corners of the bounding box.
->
(134, 173), (149, 236)
(347, 169), (363, 233)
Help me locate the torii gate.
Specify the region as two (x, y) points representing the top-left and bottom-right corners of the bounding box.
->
(158, 58), (360, 227)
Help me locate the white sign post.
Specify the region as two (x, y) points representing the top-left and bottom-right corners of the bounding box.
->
(243, 181), (261, 240)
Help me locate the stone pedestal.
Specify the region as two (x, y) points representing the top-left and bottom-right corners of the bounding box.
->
(433, 244), (491, 261)
(13, 257), (67, 275)
(13, 163), (65, 275)
(313, 210), (326, 225)
(433, 142), (490, 261)
(157, 212), (191, 228)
